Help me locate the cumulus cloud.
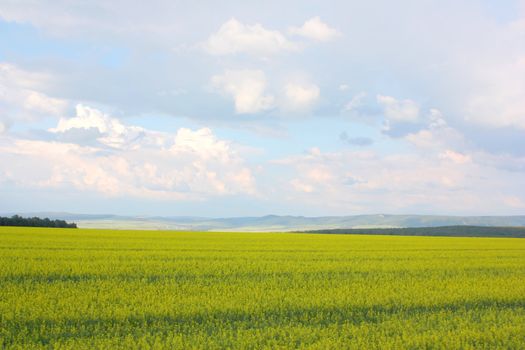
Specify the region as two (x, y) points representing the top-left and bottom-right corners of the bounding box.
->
(203, 17), (339, 56)
(375, 96), (451, 138)
(1, 105), (257, 199)
(289, 17), (340, 42)
(211, 69), (275, 114)
(50, 104), (155, 150)
(404, 109), (464, 150)
(203, 18), (298, 55)
(282, 82), (320, 111)
(272, 145), (525, 214)
(2, 1), (525, 215)
(211, 70), (320, 114)
(0, 63), (68, 123)
(171, 127), (232, 163)
(377, 95), (420, 122)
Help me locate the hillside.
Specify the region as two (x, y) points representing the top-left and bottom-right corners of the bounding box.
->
(4, 213), (525, 232)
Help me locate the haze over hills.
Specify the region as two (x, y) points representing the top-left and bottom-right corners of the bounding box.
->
(5, 213), (525, 232)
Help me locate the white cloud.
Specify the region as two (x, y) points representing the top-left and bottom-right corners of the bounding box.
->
(439, 150), (471, 164)
(171, 127), (232, 162)
(377, 95), (420, 122)
(427, 109), (447, 129)
(50, 104), (154, 150)
(0, 63), (50, 90)
(0, 63), (68, 123)
(404, 109), (464, 150)
(290, 165), (335, 193)
(283, 82), (320, 111)
(344, 92), (367, 112)
(23, 91), (66, 116)
(405, 125), (465, 153)
(503, 196), (525, 208)
(203, 17), (340, 56)
(271, 145), (525, 214)
(465, 57), (525, 129)
(1, 105), (257, 199)
(211, 70), (321, 114)
(203, 18), (297, 55)
(290, 179), (314, 193)
(52, 104), (120, 134)
(289, 17), (340, 42)
(2, 1), (525, 215)
(211, 70), (275, 114)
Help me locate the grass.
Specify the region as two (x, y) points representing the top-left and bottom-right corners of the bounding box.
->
(1, 226), (524, 349)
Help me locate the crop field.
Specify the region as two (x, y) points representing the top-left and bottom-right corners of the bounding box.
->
(1, 227), (524, 349)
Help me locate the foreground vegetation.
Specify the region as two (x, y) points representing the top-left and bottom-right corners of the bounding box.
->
(300, 225), (525, 238)
(0, 227), (524, 349)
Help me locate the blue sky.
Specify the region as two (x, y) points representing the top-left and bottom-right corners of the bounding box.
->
(0, 0), (524, 217)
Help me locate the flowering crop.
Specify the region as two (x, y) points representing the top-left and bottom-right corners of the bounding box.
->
(1, 227), (524, 349)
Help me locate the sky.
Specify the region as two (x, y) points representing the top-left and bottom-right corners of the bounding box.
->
(0, 0), (524, 217)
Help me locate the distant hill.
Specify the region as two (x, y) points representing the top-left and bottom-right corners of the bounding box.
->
(299, 226), (525, 238)
(3, 213), (525, 232)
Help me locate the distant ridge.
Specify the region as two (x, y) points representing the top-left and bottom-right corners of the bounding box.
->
(3, 212), (525, 231)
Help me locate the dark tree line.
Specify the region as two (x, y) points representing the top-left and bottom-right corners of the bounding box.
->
(298, 226), (525, 238)
(0, 215), (77, 228)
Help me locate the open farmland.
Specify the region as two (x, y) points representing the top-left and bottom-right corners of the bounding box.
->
(1, 227), (524, 349)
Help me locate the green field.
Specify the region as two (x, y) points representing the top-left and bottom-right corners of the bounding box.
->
(1, 227), (524, 349)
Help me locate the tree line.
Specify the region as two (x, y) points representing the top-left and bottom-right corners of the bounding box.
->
(298, 225), (525, 238)
(0, 215), (77, 228)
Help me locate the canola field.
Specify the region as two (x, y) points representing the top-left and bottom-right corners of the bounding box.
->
(1, 227), (524, 349)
